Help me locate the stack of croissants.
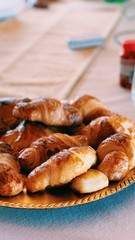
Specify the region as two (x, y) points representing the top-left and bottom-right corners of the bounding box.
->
(0, 94), (135, 197)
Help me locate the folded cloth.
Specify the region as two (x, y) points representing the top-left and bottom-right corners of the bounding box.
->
(68, 36), (104, 50)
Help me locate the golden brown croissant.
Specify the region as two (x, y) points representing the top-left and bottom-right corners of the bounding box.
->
(13, 98), (83, 126)
(1, 120), (53, 156)
(71, 95), (114, 123)
(71, 169), (109, 194)
(0, 97), (30, 136)
(76, 115), (130, 149)
(0, 142), (24, 196)
(98, 151), (129, 181)
(19, 133), (88, 173)
(97, 133), (135, 180)
(112, 114), (135, 135)
(26, 146), (97, 193)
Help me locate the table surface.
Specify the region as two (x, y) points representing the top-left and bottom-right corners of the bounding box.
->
(0, 0), (135, 240)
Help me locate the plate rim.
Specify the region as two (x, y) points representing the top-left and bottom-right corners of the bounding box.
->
(0, 169), (135, 209)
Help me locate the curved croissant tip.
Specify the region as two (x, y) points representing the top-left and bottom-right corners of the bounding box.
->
(98, 150), (129, 181)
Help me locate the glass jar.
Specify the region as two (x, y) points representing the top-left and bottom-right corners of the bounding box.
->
(131, 69), (135, 104)
(119, 40), (135, 89)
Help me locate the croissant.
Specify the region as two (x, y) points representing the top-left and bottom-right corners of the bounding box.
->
(26, 146), (97, 193)
(71, 95), (114, 123)
(71, 169), (109, 194)
(1, 120), (53, 156)
(76, 115), (130, 149)
(19, 133), (88, 173)
(0, 97), (30, 136)
(0, 142), (24, 196)
(13, 97), (83, 126)
(112, 114), (135, 135)
(97, 133), (135, 181)
(98, 150), (129, 181)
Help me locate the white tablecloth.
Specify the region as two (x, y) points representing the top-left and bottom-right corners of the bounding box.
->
(1, 184), (135, 240)
(1, 1), (135, 239)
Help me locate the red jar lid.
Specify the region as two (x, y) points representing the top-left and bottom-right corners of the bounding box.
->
(120, 40), (135, 59)
(123, 40), (135, 53)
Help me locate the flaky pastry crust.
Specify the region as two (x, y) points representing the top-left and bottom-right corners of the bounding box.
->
(1, 120), (53, 156)
(71, 169), (109, 194)
(0, 97), (30, 135)
(97, 133), (135, 169)
(26, 146), (97, 193)
(71, 95), (114, 123)
(13, 98), (83, 126)
(19, 133), (88, 173)
(0, 142), (24, 197)
(76, 115), (130, 149)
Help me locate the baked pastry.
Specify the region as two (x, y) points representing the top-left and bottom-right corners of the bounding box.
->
(97, 133), (135, 169)
(98, 151), (129, 181)
(13, 97), (83, 126)
(0, 97), (30, 136)
(71, 95), (114, 123)
(113, 114), (135, 135)
(97, 133), (135, 180)
(1, 120), (53, 156)
(76, 115), (130, 149)
(71, 169), (109, 194)
(26, 146), (97, 193)
(0, 142), (24, 196)
(19, 133), (88, 173)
